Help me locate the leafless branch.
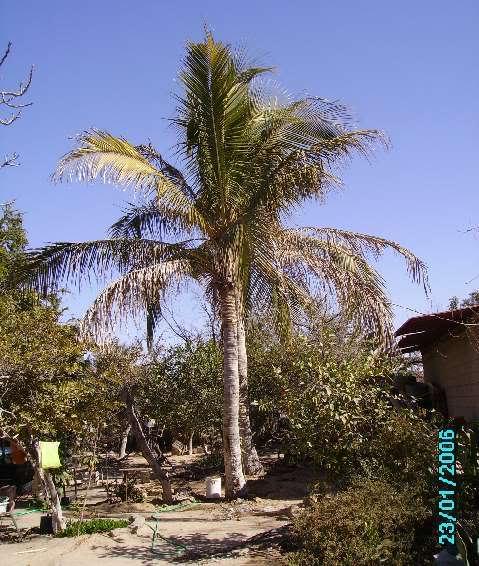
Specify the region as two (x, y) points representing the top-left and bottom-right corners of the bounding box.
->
(0, 42), (11, 68)
(2, 91), (33, 109)
(0, 42), (34, 170)
(0, 112), (20, 126)
(202, 302), (219, 343)
(160, 304), (193, 343)
(0, 153), (19, 168)
(1, 65), (34, 102)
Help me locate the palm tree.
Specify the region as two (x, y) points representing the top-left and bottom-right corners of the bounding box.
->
(102, 185), (428, 478)
(24, 33), (427, 498)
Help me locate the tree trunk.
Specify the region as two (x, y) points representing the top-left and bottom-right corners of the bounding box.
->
(188, 431), (194, 456)
(146, 307), (155, 354)
(237, 317), (264, 476)
(33, 443), (65, 534)
(121, 390), (173, 504)
(41, 469), (65, 533)
(119, 424), (131, 459)
(219, 284), (246, 499)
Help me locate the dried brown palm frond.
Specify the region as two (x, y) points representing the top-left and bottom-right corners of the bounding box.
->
(81, 260), (193, 341)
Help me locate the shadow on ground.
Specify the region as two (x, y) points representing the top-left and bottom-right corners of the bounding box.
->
(93, 525), (292, 564)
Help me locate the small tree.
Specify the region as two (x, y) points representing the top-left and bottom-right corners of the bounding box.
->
(92, 342), (174, 502)
(0, 293), (95, 532)
(448, 290), (479, 310)
(0, 205), (113, 532)
(142, 338), (223, 454)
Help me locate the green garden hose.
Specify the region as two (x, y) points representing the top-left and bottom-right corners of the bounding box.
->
(147, 521), (188, 556)
(13, 508), (45, 516)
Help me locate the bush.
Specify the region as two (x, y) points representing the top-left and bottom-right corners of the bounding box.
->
(359, 411), (438, 491)
(249, 331), (400, 473)
(198, 451), (224, 470)
(289, 410), (438, 565)
(56, 518), (129, 537)
(290, 479), (435, 566)
(113, 478), (147, 502)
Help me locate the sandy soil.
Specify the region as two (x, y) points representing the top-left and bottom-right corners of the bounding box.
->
(0, 453), (315, 565)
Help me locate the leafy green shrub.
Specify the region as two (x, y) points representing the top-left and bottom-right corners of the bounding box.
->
(288, 403), (438, 564)
(141, 339), (223, 448)
(290, 479), (435, 566)
(248, 331), (397, 472)
(198, 451), (224, 470)
(361, 411), (437, 491)
(56, 518), (129, 537)
(456, 423), (479, 533)
(113, 478), (146, 502)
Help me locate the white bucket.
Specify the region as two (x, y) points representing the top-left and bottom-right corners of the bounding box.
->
(205, 476), (222, 499)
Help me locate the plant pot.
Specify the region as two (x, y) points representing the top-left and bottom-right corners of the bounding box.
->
(39, 515), (54, 534)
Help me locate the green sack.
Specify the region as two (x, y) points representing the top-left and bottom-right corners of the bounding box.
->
(39, 441), (61, 469)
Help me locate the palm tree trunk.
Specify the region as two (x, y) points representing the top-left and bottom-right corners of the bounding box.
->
(219, 284), (246, 499)
(121, 389), (173, 503)
(237, 317), (264, 475)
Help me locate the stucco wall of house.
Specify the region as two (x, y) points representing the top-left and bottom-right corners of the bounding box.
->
(421, 329), (479, 421)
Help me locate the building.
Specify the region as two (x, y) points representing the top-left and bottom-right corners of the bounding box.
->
(396, 306), (479, 422)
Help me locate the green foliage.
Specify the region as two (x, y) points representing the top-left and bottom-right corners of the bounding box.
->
(0, 202), (28, 287)
(0, 293), (105, 443)
(455, 423), (479, 533)
(290, 479), (435, 566)
(361, 411), (437, 491)
(142, 339), (223, 446)
(246, 318), (439, 563)
(56, 518), (129, 537)
(448, 290), (479, 309)
(113, 479), (147, 503)
(0, 206), (124, 459)
(196, 451), (224, 472)
(247, 323), (413, 477)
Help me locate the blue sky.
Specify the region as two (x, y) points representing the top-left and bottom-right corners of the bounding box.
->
(2, 1), (479, 342)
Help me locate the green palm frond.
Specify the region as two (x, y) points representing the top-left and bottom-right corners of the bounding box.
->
(277, 229), (394, 342)
(174, 33), (268, 217)
(54, 130), (204, 227)
(54, 130), (163, 191)
(238, 99), (387, 216)
(108, 198), (203, 240)
(135, 141), (195, 200)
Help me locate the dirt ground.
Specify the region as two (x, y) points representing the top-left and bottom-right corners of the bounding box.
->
(0, 453), (317, 565)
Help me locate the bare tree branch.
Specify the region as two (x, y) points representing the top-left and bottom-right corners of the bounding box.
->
(0, 42), (34, 170)
(0, 112), (20, 126)
(0, 42), (11, 68)
(1, 65), (33, 99)
(0, 153), (19, 168)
